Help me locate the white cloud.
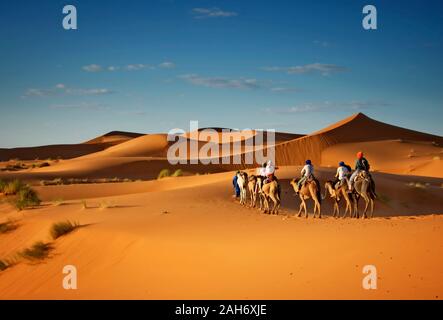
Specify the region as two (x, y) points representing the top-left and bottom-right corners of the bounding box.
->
(82, 63), (167, 72)
(24, 84), (114, 97)
(179, 74), (260, 89)
(50, 102), (107, 110)
(262, 63), (347, 76)
(159, 61), (176, 69)
(192, 7), (238, 18)
(125, 64), (153, 71)
(82, 64), (103, 72)
(270, 87), (301, 93)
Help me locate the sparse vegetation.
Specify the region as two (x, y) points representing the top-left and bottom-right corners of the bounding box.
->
(12, 186), (41, 210)
(407, 181), (428, 189)
(0, 180), (41, 210)
(3, 180), (26, 195)
(100, 200), (116, 210)
(171, 169), (183, 177)
(0, 220), (18, 234)
(50, 221), (79, 240)
(40, 177), (138, 186)
(52, 198), (64, 206)
(0, 179), (7, 193)
(0, 259), (9, 271)
(1, 161), (50, 172)
(157, 169), (171, 179)
(20, 241), (51, 261)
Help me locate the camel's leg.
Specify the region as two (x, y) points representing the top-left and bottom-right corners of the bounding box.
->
(353, 195), (359, 218)
(304, 200), (308, 219)
(370, 198), (374, 218)
(297, 197), (304, 217)
(362, 194), (370, 219)
(315, 200), (321, 218)
(333, 201), (339, 218)
(263, 196), (270, 214)
(269, 193), (279, 215)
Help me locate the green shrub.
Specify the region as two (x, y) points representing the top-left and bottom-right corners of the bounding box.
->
(13, 186), (41, 211)
(171, 169), (183, 177)
(50, 221), (79, 240)
(3, 180), (26, 195)
(20, 241), (51, 261)
(0, 179), (7, 193)
(157, 169), (171, 180)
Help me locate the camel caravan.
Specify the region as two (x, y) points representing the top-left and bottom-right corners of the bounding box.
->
(233, 152), (377, 219)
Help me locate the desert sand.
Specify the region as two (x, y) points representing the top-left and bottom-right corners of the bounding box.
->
(0, 113), (442, 299)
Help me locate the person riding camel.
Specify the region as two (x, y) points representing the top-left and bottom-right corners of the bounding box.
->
(296, 159), (314, 193)
(334, 161), (350, 190)
(257, 162), (267, 178)
(264, 160), (281, 198)
(348, 151), (370, 191)
(265, 160), (276, 183)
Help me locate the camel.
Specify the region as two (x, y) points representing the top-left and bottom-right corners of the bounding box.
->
(255, 176), (266, 211)
(236, 171), (248, 206)
(260, 179), (281, 214)
(290, 178), (322, 218)
(247, 175), (258, 207)
(323, 181), (354, 218)
(352, 171), (375, 218)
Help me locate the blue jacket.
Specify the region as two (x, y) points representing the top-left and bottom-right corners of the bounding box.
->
(233, 175), (240, 196)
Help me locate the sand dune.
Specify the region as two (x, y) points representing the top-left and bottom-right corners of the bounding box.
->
(83, 131), (144, 145)
(0, 167), (442, 299)
(0, 144), (113, 162)
(0, 131), (144, 161)
(272, 113), (443, 167)
(322, 140), (443, 178)
(1, 113), (442, 182)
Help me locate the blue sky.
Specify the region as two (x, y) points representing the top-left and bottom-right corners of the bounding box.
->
(0, 0), (442, 147)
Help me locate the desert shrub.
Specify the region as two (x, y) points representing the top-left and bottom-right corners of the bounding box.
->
(0, 221), (18, 234)
(3, 180), (26, 195)
(53, 198), (64, 206)
(171, 169), (183, 177)
(0, 259), (9, 271)
(99, 200), (116, 209)
(50, 221), (79, 240)
(13, 186), (41, 210)
(38, 162), (50, 168)
(157, 169), (171, 179)
(0, 179), (7, 193)
(20, 241), (51, 261)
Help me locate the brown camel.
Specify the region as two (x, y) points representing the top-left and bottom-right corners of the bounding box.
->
(290, 178), (322, 218)
(323, 181), (354, 218)
(260, 179), (281, 215)
(247, 175), (258, 208)
(353, 171), (375, 218)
